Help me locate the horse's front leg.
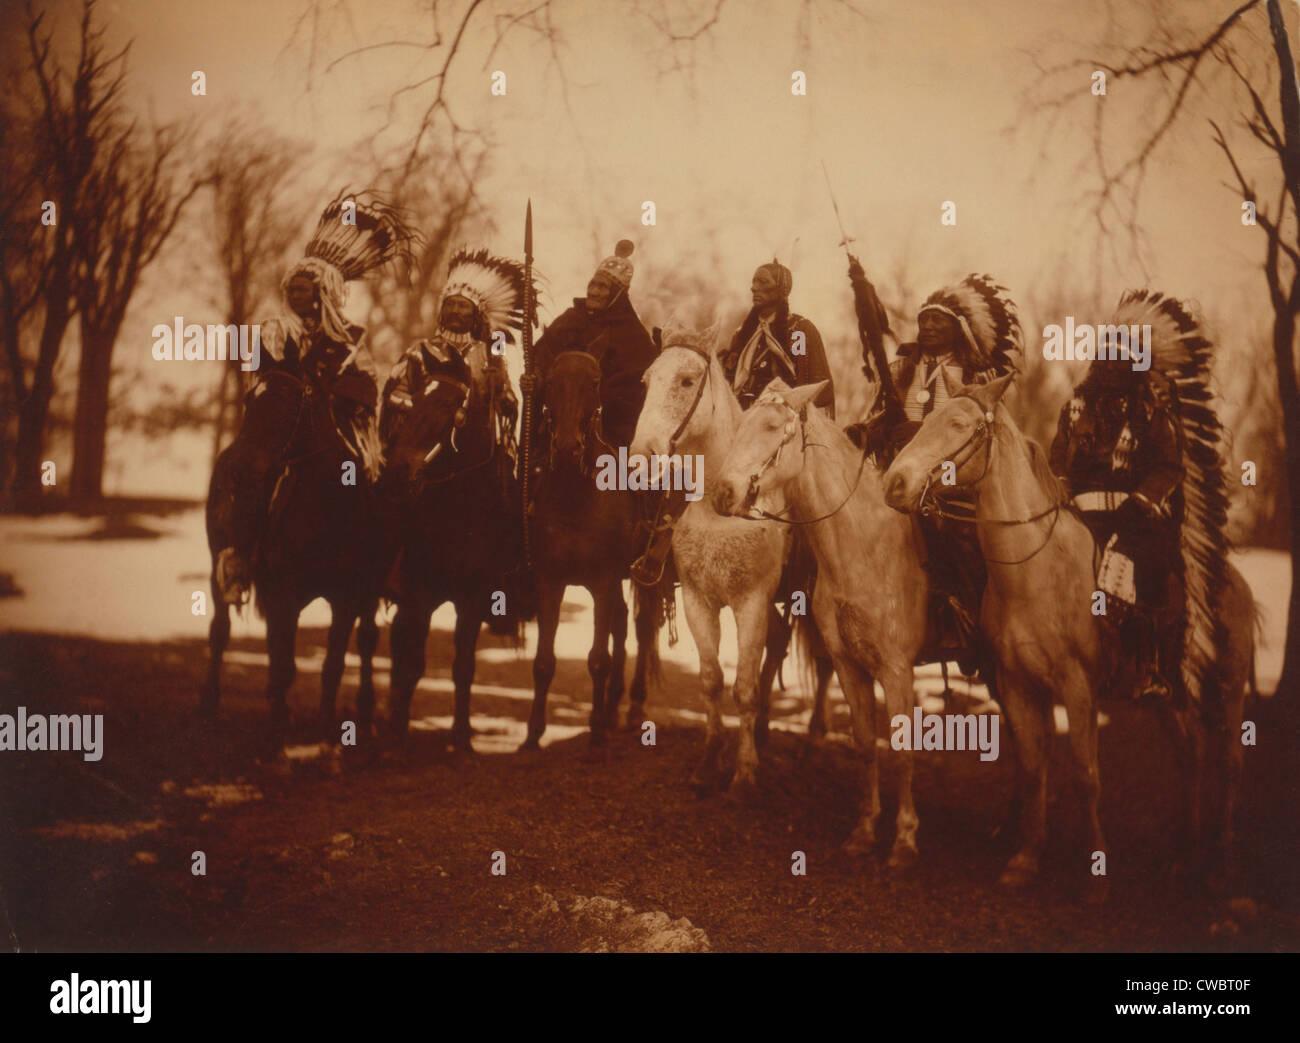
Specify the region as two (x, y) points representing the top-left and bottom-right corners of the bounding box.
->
(523, 575), (563, 751)
(604, 579), (630, 734)
(320, 600), (357, 738)
(388, 595), (433, 738)
(881, 661), (920, 871)
(756, 605), (792, 750)
(996, 671), (1052, 889)
(355, 597), (380, 739)
(264, 600), (299, 749)
(586, 579), (617, 746)
(450, 598), (482, 752)
(728, 595), (770, 804)
(1061, 660), (1107, 900)
(681, 585), (725, 794)
(626, 582), (656, 731)
(834, 654), (881, 858)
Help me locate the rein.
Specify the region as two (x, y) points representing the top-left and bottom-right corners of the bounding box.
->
(740, 398), (871, 526)
(916, 407), (1062, 566)
(665, 343), (712, 456)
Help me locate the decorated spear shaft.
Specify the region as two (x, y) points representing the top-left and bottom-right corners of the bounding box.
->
(520, 200), (536, 566)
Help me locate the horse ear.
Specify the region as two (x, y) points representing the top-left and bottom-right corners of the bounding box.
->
(781, 380), (827, 414)
(966, 372), (1015, 414)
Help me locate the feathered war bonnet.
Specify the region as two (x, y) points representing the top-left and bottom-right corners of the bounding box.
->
(918, 274), (1023, 371)
(439, 248), (534, 343)
(280, 189), (419, 347)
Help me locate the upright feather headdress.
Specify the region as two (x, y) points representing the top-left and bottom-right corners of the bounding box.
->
(919, 274), (1023, 372)
(440, 248), (534, 343)
(1108, 290), (1233, 715)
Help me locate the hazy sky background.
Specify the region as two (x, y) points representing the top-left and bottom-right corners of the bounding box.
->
(26, 0), (1295, 494)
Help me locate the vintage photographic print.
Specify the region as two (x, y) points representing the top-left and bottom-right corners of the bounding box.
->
(0, 0), (1297, 980)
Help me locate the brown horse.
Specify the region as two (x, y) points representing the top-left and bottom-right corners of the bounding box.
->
(523, 350), (660, 748)
(200, 368), (385, 746)
(712, 379), (928, 868)
(883, 372), (1252, 889)
(382, 350), (531, 750)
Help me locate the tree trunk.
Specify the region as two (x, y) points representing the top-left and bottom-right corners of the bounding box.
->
(70, 325), (114, 503)
(12, 277), (70, 500)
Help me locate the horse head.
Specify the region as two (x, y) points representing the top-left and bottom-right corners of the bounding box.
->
(543, 350), (605, 469)
(882, 372), (1015, 512)
(711, 378), (826, 518)
(386, 353), (472, 488)
(630, 319), (722, 466)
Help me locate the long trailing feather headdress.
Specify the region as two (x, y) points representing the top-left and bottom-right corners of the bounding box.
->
(1108, 289), (1233, 716)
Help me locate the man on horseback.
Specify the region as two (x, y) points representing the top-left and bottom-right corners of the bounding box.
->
(517, 240), (656, 451)
(214, 192), (416, 606)
(720, 258), (835, 416)
(380, 248), (528, 465)
(850, 268), (1023, 657)
(1049, 346), (1186, 700)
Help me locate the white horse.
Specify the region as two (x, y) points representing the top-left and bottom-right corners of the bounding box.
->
(630, 323), (829, 800)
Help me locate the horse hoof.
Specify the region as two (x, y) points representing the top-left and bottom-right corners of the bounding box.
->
(886, 844), (919, 873)
(998, 857), (1039, 890)
(624, 707), (646, 731)
(688, 766), (720, 797)
(589, 729), (608, 748)
(518, 734), (542, 753)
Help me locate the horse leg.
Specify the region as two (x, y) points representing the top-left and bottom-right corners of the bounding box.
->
(586, 580), (617, 746)
(523, 577), (564, 751)
(682, 586), (725, 794)
(450, 600), (482, 752)
(727, 595), (770, 803)
(388, 597), (433, 738)
(881, 662), (920, 871)
(1155, 699), (1199, 870)
(355, 598), (379, 739)
(264, 602), (298, 749)
(1060, 662), (1106, 899)
(605, 580), (630, 734)
(996, 674), (1051, 888)
(198, 571), (230, 718)
(756, 606), (791, 750)
(626, 583), (655, 731)
(810, 652), (835, 741)
(985, 670), (1025, 840)
(835, 655), (881, 858)
(320, 601), (356, 738)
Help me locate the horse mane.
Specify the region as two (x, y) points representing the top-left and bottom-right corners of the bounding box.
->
(1025, 436), (1066, 506)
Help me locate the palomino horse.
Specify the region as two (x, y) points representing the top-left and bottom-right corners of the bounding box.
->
(629, 323), (834, 802)
(523, 351), (660, 748)
(884, 371), (1251, 888)
(201, 368), (385, 746)
(382, 350), (531, 750)
(712, 380), (929, 869)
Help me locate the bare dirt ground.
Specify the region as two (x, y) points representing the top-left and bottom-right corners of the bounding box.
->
(2, 618), (1296, 952)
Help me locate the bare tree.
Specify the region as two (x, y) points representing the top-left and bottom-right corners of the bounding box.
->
(1028, 0), (1300, 700)
(71, 123), (205, 502)
(4, 0), (125, 502)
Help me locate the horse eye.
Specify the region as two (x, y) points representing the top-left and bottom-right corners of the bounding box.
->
(681, 378), (693, 387)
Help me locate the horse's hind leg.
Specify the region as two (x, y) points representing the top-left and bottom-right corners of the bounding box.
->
(834, 654), (882, 858)
(320, 601), (357, 737)
(756, 606), (792, 750)
(1061, 663), (1106, 899)
(881, 662), (920, 871)
(682, 586), (725, 794)
(199, 571), (230, 718)
(523, 577), (563, 751)
(450, 600), (482, 752)
(356, 598), (379, 739)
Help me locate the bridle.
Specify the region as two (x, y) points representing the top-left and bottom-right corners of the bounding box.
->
(542, 351), (613, 476)
(738, 394), (871, 526)
(664, 343), (713, 457)
(914, 402), (1062, 566)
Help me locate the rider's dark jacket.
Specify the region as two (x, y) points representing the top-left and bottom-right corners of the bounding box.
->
(720, 301), (835, 417)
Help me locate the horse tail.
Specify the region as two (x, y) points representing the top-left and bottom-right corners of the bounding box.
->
(791, 608), (820, 706)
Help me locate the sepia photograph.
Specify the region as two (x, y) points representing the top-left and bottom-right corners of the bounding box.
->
(0, 0), (1297, 989)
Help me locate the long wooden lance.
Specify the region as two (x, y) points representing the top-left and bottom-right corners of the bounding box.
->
(820, 162), (904, 422)
(520, 200), (536, 567)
